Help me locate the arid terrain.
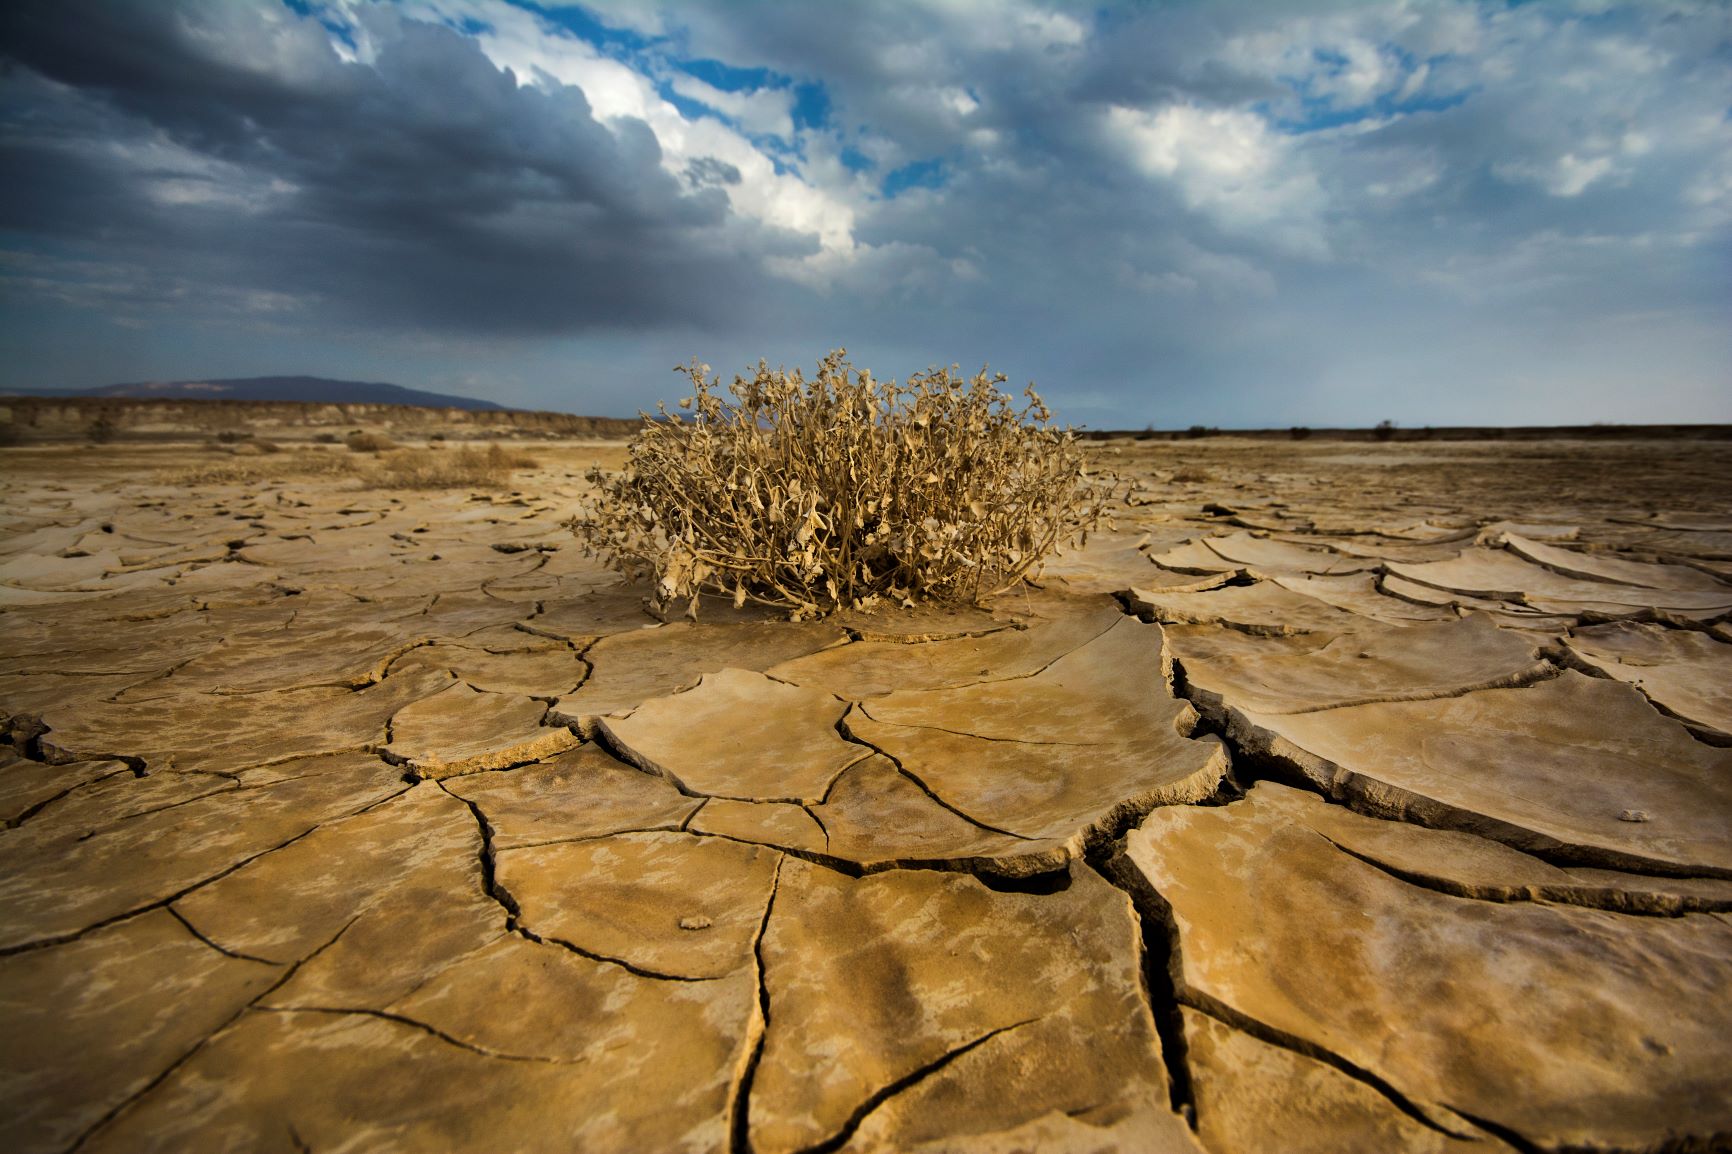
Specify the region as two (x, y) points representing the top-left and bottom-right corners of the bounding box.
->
(3, 432), (1731, 1153)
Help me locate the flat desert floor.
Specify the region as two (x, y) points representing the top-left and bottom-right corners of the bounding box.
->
(3, 436), (1731, 1153)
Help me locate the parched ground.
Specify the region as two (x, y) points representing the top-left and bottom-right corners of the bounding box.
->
(2, 435), (1730, 1154)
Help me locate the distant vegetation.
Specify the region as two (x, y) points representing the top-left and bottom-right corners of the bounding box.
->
(345, 431), (400, 452)
(569, 350), (1108, 619)
(159, 442), (537, 489)
(0, 395), (640, 444)
(371, 444), (539, 489)
(163, 448), (359, 485)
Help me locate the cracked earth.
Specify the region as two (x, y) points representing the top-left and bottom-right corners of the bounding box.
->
(2, 436), (1730, 1153)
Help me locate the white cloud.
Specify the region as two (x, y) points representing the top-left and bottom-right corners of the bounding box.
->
(1310, 39), (1404, 108)
(766, 239), (940, 293)
(666, 73), (795, 140)
(1221, 12), (1436, 116)
(1546, 153), (1613, 198)
(1106, 103), (1327, 256)
(940, 87), (979, 117)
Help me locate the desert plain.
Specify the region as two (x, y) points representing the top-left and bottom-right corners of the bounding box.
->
(2, 431), (1731, 1153)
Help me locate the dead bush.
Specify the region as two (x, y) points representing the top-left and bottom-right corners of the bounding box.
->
(367, 444), (537, 489)
(160, 451), (359, 486)
(569, 350), (1109, 619)
(345, 431), (398, 453)
(489, 443), (540, 469)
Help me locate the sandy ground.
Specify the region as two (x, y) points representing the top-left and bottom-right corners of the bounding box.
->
(2, 435), (1730, 1153)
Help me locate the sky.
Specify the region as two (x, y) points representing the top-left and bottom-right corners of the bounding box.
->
(1, 0), (1728, 428)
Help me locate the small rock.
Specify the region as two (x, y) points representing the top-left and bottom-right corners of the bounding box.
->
(678, 915), (713, 931)
(1619, 809), (1650, 823)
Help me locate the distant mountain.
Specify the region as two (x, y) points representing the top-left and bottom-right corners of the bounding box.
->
(2, 375), (508, 411)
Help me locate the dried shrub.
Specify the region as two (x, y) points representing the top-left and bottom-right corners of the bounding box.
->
(160, 451), (360, 486)
(492, 444), (540, 468)
(345, 431), (398, 453)
(569, 350), (1109, 619)
(367, 443), (538, 489)
(210, 438), (281, 456)
(164, 461), (265, 484)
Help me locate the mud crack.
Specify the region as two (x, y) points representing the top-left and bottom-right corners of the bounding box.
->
(434, 779), (721, 982)
(258, 1005), (584, 1065)
(1088, 854), (1196, 1128)
(66, 916), (361, 1152)
(794, 1018), (1039, 1154)
(727, 853), (784, 1154)
(833, 712), (1030, 842)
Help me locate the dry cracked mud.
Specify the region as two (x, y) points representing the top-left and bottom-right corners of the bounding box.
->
(2, 435), (1731, 1153)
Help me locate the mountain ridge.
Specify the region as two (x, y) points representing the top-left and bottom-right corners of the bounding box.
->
(1, 375), (508, 411)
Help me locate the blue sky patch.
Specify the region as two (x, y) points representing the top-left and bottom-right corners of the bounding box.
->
(882, 158), (946, 198)
(280, 0), (361, 51)
(840, 145), (875, 173)
(791, 82), (831, 131)
(675, 56), (782, 93)
(504, 0), (657, 55)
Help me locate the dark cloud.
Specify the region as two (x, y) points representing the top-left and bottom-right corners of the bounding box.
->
(0, 0), (769, 335)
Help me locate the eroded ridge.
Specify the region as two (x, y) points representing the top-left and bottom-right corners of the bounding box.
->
(3, 435), (1730, 1152)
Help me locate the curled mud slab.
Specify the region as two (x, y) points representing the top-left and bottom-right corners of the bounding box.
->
(3, 436), (1731, 1151)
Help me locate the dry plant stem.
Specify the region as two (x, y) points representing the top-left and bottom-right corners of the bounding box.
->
(569, 349), (1110, 619)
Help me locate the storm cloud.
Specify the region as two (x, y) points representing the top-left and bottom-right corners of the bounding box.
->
(2, 0), (1727, 425)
